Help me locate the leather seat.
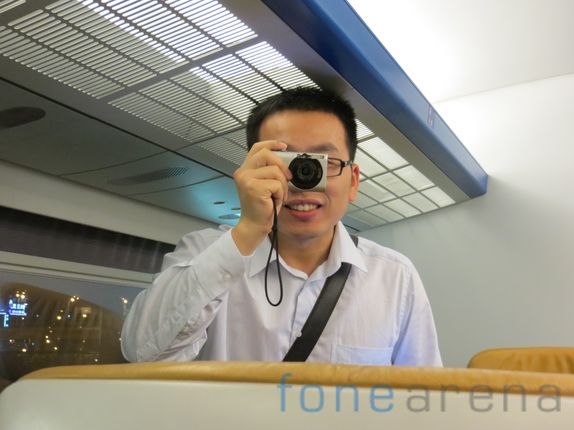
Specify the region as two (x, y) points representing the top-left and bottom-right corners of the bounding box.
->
(468, 347), (574, 373)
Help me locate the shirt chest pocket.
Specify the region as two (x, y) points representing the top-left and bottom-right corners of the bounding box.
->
(332, 344), (394, 366)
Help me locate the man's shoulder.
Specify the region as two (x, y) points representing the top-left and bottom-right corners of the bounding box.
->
(176, 225), (232, 250)
(160, 225), (235, 270)
(180, 224), (230, 239)
(356, 235), (415, 271)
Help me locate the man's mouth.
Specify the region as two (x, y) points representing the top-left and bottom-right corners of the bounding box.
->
(284, 203), (321, 212)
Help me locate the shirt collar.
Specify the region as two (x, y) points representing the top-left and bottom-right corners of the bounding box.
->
(246, 222), (368, 278)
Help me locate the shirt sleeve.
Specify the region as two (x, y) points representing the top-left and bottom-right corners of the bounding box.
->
(391, 265), (443, 367)
(120, 228), (246, 362)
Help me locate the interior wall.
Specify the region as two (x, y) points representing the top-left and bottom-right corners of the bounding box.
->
(0, 160), (215, 245)
(363, 73), (574, 367)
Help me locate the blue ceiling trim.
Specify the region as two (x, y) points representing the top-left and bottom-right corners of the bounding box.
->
(261, 0), (488, 198)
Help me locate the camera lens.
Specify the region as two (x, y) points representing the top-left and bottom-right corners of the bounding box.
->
(289, 156), (323, 190)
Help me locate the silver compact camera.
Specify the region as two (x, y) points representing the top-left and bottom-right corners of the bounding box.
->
(275, 151), (327, 192)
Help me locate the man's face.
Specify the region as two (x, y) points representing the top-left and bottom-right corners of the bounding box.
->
(258, 109), (360, 242)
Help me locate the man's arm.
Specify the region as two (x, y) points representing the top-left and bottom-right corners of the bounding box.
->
(120, 228), (245, 362)
(121, 140), (292, 362)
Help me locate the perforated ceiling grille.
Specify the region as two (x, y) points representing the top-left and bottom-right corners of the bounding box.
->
(0, 0), (257, 97)
(343, 121), (455, 230)
(197, 132), (247, 166)
(0, 0), (457, 230)
(109, 42), (313, 142)
(108, 166), (189, 185)
(0, 0), (25, 16)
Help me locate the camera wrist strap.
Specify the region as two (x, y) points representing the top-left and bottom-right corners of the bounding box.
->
(283, 234), (358, 362)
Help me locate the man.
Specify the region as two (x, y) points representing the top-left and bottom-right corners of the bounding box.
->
(121, 87), (442, 366)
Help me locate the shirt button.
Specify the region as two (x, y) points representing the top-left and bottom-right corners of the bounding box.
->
(223, 273), (231, 280)
(295, 330), (302, 338)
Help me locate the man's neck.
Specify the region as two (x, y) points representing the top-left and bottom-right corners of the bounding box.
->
(275, 227), (336, 276)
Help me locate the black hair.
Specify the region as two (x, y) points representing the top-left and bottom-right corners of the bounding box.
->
(245, 87), (358, 160)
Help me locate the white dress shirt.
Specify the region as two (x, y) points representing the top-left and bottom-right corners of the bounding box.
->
(121, 222), (442, 366)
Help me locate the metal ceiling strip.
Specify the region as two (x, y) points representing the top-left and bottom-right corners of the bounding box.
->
(373, 173), (415, 197)
(360, 179), (396, 203)
(385, 199), (420, 218)
(354, 148), (387, 177)
(0, 0), (52, 26)
(350, 210), (387, 227)
(394, 165), (434, 191)
(50, 3), (170, 79)
(0, 0), (25, 16)
(366, 205), (403, 223)
(141, 76), (243, 131)
(422, 187), (455, 208)
(170, 68), (254, 119)
(403, 194), (438, 213)
(5, 10), (128, 97)
(99, 37), (260, 103)
(358, 137), (408, 171)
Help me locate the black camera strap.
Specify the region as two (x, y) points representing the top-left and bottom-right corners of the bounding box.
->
(283, 234), (358, 362)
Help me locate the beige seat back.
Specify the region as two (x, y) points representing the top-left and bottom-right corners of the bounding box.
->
(468, 347), (574, 373)
(1, 362), (574, 429)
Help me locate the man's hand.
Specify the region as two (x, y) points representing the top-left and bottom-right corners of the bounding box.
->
(231, 141), (292, 255)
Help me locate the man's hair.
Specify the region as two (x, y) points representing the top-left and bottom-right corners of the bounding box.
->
(245, 87), (358, 160)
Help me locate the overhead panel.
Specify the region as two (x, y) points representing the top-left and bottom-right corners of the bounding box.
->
(0, 80), (164, 175)
(133, 176), (241, 223)
(63, 152), (222, 195)
(0, 0), (487, 230)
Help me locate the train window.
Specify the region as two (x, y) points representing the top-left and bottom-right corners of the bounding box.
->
(0, 206), (173, 392)
(0, 270), (142, 390)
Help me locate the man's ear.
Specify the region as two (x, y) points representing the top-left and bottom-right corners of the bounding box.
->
(348, 162), (360, 202)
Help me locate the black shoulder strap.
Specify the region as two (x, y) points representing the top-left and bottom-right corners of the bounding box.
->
(283, 235), (358, 362)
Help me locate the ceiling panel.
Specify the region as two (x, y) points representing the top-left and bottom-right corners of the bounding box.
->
(344, 210), (387, 230)
(342, 214), (373, 232)
(63, 152), (223, 196)
(366, 205), (403, 223)
(132, 176), (241, 224)
(178, 129), (247, 177)
(0, 0), (489, 231)
(0, 79), (163, 175)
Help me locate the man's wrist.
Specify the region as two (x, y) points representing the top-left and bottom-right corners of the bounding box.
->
(231, 220), (268, 256)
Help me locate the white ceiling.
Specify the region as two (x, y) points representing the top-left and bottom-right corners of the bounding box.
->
(348, 0), (574, 103)
(6, 0), (545, 231)
(1, 0), (483, 232)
